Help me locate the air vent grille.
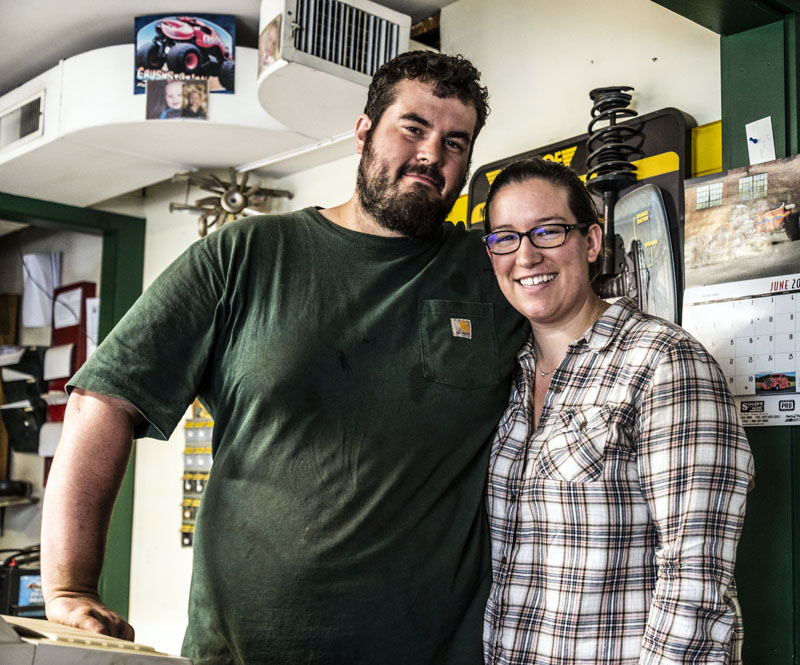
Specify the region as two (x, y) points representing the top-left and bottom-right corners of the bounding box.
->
(0, 93), (44, 151)
(293, 0), (401, 76)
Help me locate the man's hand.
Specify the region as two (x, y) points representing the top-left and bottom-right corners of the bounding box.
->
(45, 593), (135, 641)
(41, 389), (142, 643)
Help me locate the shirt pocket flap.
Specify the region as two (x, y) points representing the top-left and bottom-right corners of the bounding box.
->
(537, 405), (612, 483)
(419, 300), (499, 389)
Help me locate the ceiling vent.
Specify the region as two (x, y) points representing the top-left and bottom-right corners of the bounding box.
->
(0, 92), (44, 152)
(291, 0), (406, 78)
(257, 0), (411, 139)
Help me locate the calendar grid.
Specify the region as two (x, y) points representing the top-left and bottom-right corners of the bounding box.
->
(683, 287), (798, 398)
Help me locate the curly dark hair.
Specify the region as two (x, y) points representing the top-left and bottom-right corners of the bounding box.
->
(364, 50), (490, 141)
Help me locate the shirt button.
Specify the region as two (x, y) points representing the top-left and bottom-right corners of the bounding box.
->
(500, 556), (507, 565)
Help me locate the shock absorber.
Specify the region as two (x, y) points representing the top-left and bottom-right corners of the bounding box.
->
(585, 86), (644, 296)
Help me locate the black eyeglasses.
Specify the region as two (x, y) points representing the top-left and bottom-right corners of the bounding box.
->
(482, 224), (586, 255)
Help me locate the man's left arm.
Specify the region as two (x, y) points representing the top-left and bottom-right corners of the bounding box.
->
(637, 339), (754, 664)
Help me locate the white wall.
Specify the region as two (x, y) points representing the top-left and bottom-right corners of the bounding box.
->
(270, 0), (720, 210)
(119, 0), (721, 655)
(271, 153), (360, 213)
(443, 0), (721, 175)
(0, 227), (102, 550)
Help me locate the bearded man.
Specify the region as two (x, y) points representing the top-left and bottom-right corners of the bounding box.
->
(41, 50), (527, 665)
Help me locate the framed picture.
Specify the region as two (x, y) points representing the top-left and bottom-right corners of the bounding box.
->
(258, 14), (282, 76)
(135, 14), (235, 94)
(181, 80), (209, 119)
(146, 79), (209, 120)
(146, 80), (181, 119)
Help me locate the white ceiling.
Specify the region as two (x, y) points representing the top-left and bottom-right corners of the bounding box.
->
(0, 0), (451, 98)
(0, 0), (453, 236)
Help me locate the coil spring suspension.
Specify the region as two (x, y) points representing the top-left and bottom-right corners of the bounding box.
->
(585, 86), (644, 294)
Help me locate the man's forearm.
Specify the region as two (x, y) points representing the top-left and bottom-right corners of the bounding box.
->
(41, 389), (140, 637)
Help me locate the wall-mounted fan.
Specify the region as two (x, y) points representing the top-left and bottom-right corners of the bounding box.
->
(169, 168), (293, 236)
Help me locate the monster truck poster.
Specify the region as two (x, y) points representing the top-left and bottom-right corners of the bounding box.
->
(135, 14), (235, 94)
(681, 155), (800, 426)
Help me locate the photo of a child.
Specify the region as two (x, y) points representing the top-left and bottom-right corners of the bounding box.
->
(161, 81), (184, 118)
(182, 83), (208, 119)
(146, 80), (182, 119)
(258, 15), (282, 76)
(146, 79), (208, 120)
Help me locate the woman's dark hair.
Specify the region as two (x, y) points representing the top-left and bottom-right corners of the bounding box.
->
(483, 157), (604, 279)
(483, 157), (601, 233)
(364, 51), (490, 141)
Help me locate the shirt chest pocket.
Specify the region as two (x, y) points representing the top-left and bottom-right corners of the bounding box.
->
(536, 405), (616, 483)
(418, 300), (499, 389)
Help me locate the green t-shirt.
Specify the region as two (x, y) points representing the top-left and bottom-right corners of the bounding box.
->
(69, 208), (528, 665)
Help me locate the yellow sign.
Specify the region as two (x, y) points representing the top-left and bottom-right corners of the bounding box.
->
(471, 202), (486, 227)
(582, 152), (679, 183)
(541, 146), (578, 167)
(445, 194), (469, 228)
(482, 149), (581, 187)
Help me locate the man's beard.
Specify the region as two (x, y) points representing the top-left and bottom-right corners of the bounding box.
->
(356, 133), (467, 239)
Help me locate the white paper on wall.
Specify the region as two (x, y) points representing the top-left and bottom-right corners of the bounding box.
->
(53, 287), (82, 329)
(85, 297), (100, 358)
(43, 344), (74, 381)
(21, 252), (61, 327)
(745, 117), (777, 166)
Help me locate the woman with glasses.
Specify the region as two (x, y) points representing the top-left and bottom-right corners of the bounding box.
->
(480, 157), (753, 664)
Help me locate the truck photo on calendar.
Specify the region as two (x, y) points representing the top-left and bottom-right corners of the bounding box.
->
(134, 14), (235, 94)
(756, 371), (796, 394)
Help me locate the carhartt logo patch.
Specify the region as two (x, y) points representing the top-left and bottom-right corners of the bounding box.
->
(450, 318), (472, 339)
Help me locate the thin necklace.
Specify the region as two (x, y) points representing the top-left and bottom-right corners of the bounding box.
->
(533, 348), (556, 377)
(538, 364), (555, 378)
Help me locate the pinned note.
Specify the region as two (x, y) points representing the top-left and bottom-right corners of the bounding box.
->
(746, 117), (776, 165)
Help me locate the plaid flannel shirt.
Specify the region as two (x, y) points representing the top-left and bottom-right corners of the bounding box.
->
(484, 298), (753, 665)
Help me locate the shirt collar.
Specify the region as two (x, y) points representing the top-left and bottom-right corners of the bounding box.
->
(516, 334), (536, 364)
(516, 297), (639, 363)
(582, 297), (638, 351)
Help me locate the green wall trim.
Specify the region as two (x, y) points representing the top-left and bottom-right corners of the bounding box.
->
(653, 0), (784, 36)
(720, 15), (800, 660)
(0, 190), (145, 621)
(736, 429), (796, 660)
(0, 192), (144, 234)
(786, 13), (800, 156)
(793, 428), (800, 659)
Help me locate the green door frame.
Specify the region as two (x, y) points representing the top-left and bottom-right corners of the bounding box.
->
(0, 190), (145, 620)
(721, 16), (800, 661)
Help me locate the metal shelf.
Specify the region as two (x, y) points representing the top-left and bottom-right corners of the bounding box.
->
(0, 496), (38, 509)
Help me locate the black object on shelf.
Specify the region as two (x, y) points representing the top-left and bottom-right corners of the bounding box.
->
(0, 347), (46, 395)
(0, 400), (46, 453)
(0, 480), (32, 497)
(0, 545), (45, 618)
